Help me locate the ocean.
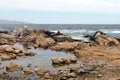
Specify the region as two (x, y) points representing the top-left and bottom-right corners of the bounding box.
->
(0, 24), (120, 41)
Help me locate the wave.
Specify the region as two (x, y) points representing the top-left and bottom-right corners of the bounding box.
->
(51, 29), (120, 42)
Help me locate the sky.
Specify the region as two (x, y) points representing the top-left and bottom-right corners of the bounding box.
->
(0, 0), (120, 24)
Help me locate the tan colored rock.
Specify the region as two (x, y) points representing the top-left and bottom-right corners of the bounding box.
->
(35, 68), (50, 75)
(51, 58), (63, 64)
(25, 51), (36, 56)
(18, 53), (27, 58)
(93, 31), (119, 46)
(6, 61), (23, 72)
(51, 57), (77, 64)
(67, 72), (77, 78)
(70, 65), (79, 72)
(44, 73), (51, 79)
(1, 54), (11, 60)
(109, 78), (120, 80)
(35, 36), (55, 48)
(0, 38), (8, 44)
(23, 68), (33, 74)
(51, 41), (80, 51)
(10, 54), (17, 59)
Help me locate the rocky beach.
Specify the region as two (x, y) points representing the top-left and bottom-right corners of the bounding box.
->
(0, 26), (120, 80)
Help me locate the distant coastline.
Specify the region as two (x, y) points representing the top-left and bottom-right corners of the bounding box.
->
(0, 19), (31, 24)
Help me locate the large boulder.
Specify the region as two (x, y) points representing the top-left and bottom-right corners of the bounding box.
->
(92, 31), (119, 46)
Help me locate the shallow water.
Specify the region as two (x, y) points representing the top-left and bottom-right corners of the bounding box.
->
(0, 43), (77, 78)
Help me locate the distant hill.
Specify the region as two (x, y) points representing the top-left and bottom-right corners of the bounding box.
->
(0, 20), (31, 24)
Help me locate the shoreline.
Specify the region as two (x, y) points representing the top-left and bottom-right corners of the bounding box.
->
(0, 26), (120, 79)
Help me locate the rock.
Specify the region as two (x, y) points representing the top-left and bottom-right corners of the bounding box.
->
(0, 45), (22, 54)
(109, 78), (120, 80)
(51, 58), (63, 64)
(67, 72), (77, 78)
(1, 54), (11, 60)
(10, 54), (17, 59)
(97, 74), (102, 77)
(68, 78), (79, 80)
(25, 52), (36, 56)
(35, 68), (50, 75)
(0, 38), (8, 45)
(56, 31), (62, 35)
(6, 61), (23, 72)
(92, 31), (119, 46)
(35, 36), (55, 48)
(70, 65), (79, 72)
(44, 73), (51, 79)
(18, 53), (26, 58)
(51, 41), (80, 51)
(23, 68), (33, 74)
(5, 46), (14, 52)
(54, 36), (75, 42)
(51, 57), (77, 65)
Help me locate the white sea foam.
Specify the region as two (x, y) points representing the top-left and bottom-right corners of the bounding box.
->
(51, 29), (120, 42)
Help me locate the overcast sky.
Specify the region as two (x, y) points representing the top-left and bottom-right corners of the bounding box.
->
(0, 0), (120, 24)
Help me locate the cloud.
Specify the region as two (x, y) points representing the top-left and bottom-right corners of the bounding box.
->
(0, 0), (120, 14)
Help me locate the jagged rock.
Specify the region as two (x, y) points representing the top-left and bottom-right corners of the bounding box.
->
(6, 61), (23, 72)
(35, 68), (50, 75)
(92, 31), (119, 46)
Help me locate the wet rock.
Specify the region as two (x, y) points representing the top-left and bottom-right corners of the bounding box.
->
(6, 61), (23, 72)
(35, 68), (50, 75)
(51, 57), (77, 65)
(1, 54), (11, 60)
(23, 68), (33, 74)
